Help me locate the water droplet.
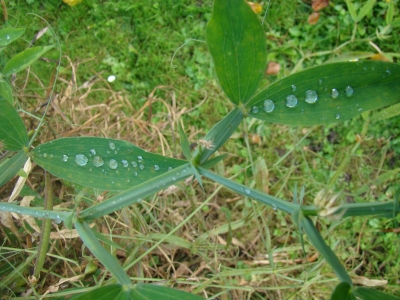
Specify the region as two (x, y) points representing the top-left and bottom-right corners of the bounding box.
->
(55, 216), (62, 224)
(245, 188), (251, 195)
(109, 141), (116, 150)
(138, 156), (143, 162)
(75, 154), (88, 166)
(121, 160), (129, 167)
(154, 165), (160, 171)
(285, 95), (298, 108)
(345, 86), (353, 97)
(43, 153), (48, 157)
(168, 167), (173, 171)
(331, 88), (339, 99)
(139, 164), (145, 170)
(318, 79), (323, 84)
(358, 108), (363, 111)
(93, 156), (104, 167)
(386, 70), (391, 75)
(291, 84), (297, 91)
(176, 171), (181, 176)
(6, 34), (10, 40)
(131, 161), (137, 167)
(109, 159), (118, 169)
(137, 198), (143, 203)
(133, 171), (138, 176)
(305, 90), (318, 104)
(90, 149), (96, 155)
(172, 177), (176, 180)
(251, 106), (259, 113)
(263, 99), (275, 113)
(335, 114), (341, 120)
(62, 155), (68, 162)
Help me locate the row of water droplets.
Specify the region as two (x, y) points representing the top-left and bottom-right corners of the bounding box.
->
(252, 82), (355, 120)
(1, 204), (63, 224)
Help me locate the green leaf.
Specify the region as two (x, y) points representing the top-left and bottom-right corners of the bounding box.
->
(370, 103), (400, 122)
(247, 61), (400, 126)
(331, 282), (356, 300)
(354, 287), (400, 300)
(131, 284), (204, 300)
(0, 80), (14, 104)
(0, 27), (25, 47)
(345, 0), (358, 23)
(386, 0), (394, 25)
(31, 137), (187, 191)
(74, 220), (132, 286)
(0, 98), (29, 151)
(300, 217), (352, 284)
(357, 0), (376, 23)
(3, 45), (53, 76)
(205, 0), (267, 104)
(178, 121), (191, 160)
(0, 151), (27, 188)
(69, 285), (130, 300)
(200, 153), (227, 169)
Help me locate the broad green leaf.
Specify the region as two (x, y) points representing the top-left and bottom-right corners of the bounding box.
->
(131, 284), (204, 300)
(0, 28), (25, 47)
(0, 151), (27, 188)
(31, 137), (187, 191)
(0, 80), (14, 104)
(3, 45), (53, 76)
(247, 61), (400, 126)
(300, 217), (352, 284)
(357, 0), (376, 23)
(205, 0), (267, 104)
(345, 0), (358, 23)
(74, 220), (131, 286)
(69, 284), (130, 300)
(0, 98), (29, 151)
(331, 282), (356, 300)
(354, 287), (400, 300)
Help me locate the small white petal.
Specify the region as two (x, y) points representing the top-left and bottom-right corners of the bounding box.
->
(107, 75), (116, 82)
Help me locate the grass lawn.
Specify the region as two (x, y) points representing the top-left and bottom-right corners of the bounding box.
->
(1, 0), (399, 299)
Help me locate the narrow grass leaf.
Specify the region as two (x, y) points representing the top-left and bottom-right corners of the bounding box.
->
(331, 282), (356, 300)
(31, 137), (187, 191)
(0, 98), (29, 151)
(370, 103), (400, 122)
(247, 61), (400, 126)
(354, 287), (400, 300)
(357, 0), (376, 23)
(205, 0), (267, 104)
(0, 202), (70, 222)
(386, 0), (394, 25)
(345, 0), (358, 23)
(178, 121), (191, 160)
(198, 107), (243, 165)
(80, 163), (193, 220)
(0, 151), (27, 188)
(3, 45), (53, 76)
(0, 80), (14, 104)
(200, 153), (227, 170)
(0, 28), (25, 47)
(73, 220), (131, 286)
(69, 284), (130, 300)
(93, 231), (124, 250)
(301, 217), (352, 284)
(0, 253), (35, 288)
(131, 284), (204, 300)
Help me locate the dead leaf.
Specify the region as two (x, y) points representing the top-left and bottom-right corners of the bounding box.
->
(247, 2), (263, 14)
(308, 12), (320, 25)
(312, 0), (329, 11)
(266, 61), (280, 75)
(352, 275), (388, 287)
(369, 53), (390, 62)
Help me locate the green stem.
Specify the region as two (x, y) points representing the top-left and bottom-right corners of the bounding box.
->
(34, 172), (53, 279)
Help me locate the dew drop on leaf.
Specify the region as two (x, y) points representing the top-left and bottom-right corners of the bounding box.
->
(108, 159), (118, 169)
(90, 149), (96, 155)
(285, 95), (298, 108)
(168, 167), (173, 171)
(252, 106), (259, 113)
(131, 161), (137, 167)
(138, 156), (143, 162)
(386, 70), (391, 75)
(6, 34), (10, 40)
(331, 88), (339, 99)
(345, 86), (353, 97)
(62, 155), (68, 162)
(291, 84), (297, 91)
(305, 90), (318, 104)
(335, 113), (340, 120)
(93, 156), (104, 167)
(75, 154), (88, 166)
(121, 160), (129, 167)
(154, 165), (160, 171)
(245, 188), (251, 195)
(43, 153), (48, 157)
(139, 164), (145, 170)
(133, 171), (138, 176)
(109, 142), (116, 150)
(263, 100), (275, 113)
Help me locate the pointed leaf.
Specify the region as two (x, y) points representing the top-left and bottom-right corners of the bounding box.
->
(345, 0), (358, 22)
(0, 151), (27, 188)
(357, 0), (376, 23)
(0, 27), (25, 47)
(31, 137), (187, 191)
(69, 285), (130, 300)
(0, 80), (14, 104)
(247, 61), (400, 126)
(0, 98), (29, 151)
(178, 121), (191, 160)
(331, 282), (356, 300)
(3, 45), (53, 76)
(205, 0), (267, 104)
(131, 284), (203, 300)
(354, 287), (400, 300)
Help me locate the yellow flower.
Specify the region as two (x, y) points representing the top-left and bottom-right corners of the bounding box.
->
(63, 0), (83, 6)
